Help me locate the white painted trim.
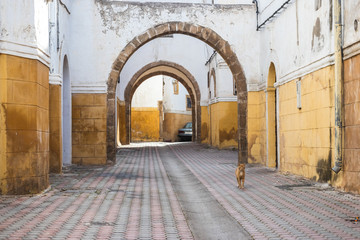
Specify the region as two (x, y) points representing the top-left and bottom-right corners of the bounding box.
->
(275, 54), (335, 87)
(0, 39), (50, 67)
(209, 96), (237, 105)
(248, 54), (335, 91)
(247, 42), (360, 92)
(49, 73), (62, 85)
(247, 83), (260, 92)
(164, 110), (191, 115)
(343, 40), (360, 60)
(71, 85), (107, 93)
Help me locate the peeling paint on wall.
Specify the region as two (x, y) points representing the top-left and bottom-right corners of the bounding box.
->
(312, 17), (324, 52)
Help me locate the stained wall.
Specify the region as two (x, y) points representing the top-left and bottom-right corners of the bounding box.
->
(72, 94), (107, 165)
(49, 84), (62, 173)
(247, 91), (266, 165)
(0, 54), (50, 194)
(343, 53), (360, 193)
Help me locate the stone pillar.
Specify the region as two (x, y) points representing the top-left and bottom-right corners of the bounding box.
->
(49, 84), (62, 173)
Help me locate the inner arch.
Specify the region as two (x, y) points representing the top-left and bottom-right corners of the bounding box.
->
(120, 61), (201, 144)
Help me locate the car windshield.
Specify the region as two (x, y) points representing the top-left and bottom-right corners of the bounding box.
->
(184, 122), (192, 129)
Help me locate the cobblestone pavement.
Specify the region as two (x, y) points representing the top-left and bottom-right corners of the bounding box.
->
(0, 142), (359, 239)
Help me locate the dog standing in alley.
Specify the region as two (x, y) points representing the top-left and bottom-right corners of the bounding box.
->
(235, 163), (245, 189)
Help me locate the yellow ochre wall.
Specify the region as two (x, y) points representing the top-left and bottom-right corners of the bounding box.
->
(49, 84), (62, 173)
(247, 92), (266, 165)
(72, 94), (107, 165)
(117, 100), (127, 145)
(201, 106), (210, 144)
(0, 54), (49, 194)
(278, 65), (335, 182)
(343, 53), (360, 193)
(131, 107), (160, 142)
(201, 102), (238, 149)
(163, 112), (192, 142)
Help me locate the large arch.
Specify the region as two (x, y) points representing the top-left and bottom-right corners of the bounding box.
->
(121, 61), (201, 145)
(107, 22), (247, 164)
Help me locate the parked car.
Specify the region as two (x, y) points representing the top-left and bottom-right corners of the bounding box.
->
(178, 122), (192, 141)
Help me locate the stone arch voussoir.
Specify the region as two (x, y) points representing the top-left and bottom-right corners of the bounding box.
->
(107, 22), (247, 165)
(123, 61), (201, 145)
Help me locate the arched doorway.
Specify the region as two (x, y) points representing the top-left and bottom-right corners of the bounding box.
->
(62, 56), (72, 165)
(266, 63), (277, 168)
(121, 61), (201, 145)
(107, 22), (247, 165)
(209, 68), (216, 146)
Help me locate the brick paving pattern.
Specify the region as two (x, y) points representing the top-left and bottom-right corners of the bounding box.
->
(0, 142), (359, 239)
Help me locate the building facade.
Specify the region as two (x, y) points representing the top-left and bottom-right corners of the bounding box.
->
(0, 0), (359, 194)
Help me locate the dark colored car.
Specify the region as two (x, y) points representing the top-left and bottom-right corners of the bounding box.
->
(178, 122), (192, 141)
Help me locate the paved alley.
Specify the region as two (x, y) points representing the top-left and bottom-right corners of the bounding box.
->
(0, 142), (360, 239)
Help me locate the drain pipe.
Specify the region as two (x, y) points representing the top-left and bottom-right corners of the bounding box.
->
(332, 0), (344, 174)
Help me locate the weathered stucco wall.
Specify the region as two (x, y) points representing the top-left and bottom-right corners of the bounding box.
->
(131, 107), (160, 142)
(208, 101), (238, 149)
(69, 1), (259, 94)
(49, 84), (62, 173)
(72, 94), (107, 165)
(163, 113), (192, 142)
(247, 91), (266, 165)
(278, 66), (335, 182)
(343, 53), (360, 193)
(0, 54), (50, 194)
(0, 0), (50, 66)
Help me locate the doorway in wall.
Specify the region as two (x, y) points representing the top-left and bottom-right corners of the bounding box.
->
(267, 63), (278, 168)
(62, 56), (72, 165)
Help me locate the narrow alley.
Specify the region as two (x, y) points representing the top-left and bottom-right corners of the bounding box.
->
(0, 143), (359, 239)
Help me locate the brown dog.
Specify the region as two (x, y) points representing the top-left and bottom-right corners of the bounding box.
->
(235, 164), (245, 189)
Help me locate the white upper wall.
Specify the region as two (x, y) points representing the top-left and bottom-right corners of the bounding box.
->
(131, 76), (163, 108)
(68, 0), (259, 94)
(0, 0), (50, 66)
(117, 34), (210, 105)
(49, 0), (72, 85)
(343, 1), (360, 58)
(257, 0), (360, 90)
(258, 0), (332, 89)
(163, 76), (191, 114)
(205, 45), (236, 101)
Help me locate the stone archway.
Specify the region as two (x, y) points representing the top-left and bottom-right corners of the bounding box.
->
(121, 61), (201, 145)
(107, 22), (247, 165)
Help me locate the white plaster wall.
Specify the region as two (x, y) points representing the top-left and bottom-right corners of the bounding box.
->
(0, 0), (50, 66)
(163, 76), (191, 114)
(68, 1), (259, 95)
(258, 0), (334, 88)
(205, 45), (236, 102)
(117, 34), (209, 105)
(216, 62), (235, 98)
(131, 76), (163, 108)
(49, 0), (72, 84)
(343, 1), (360, 59)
